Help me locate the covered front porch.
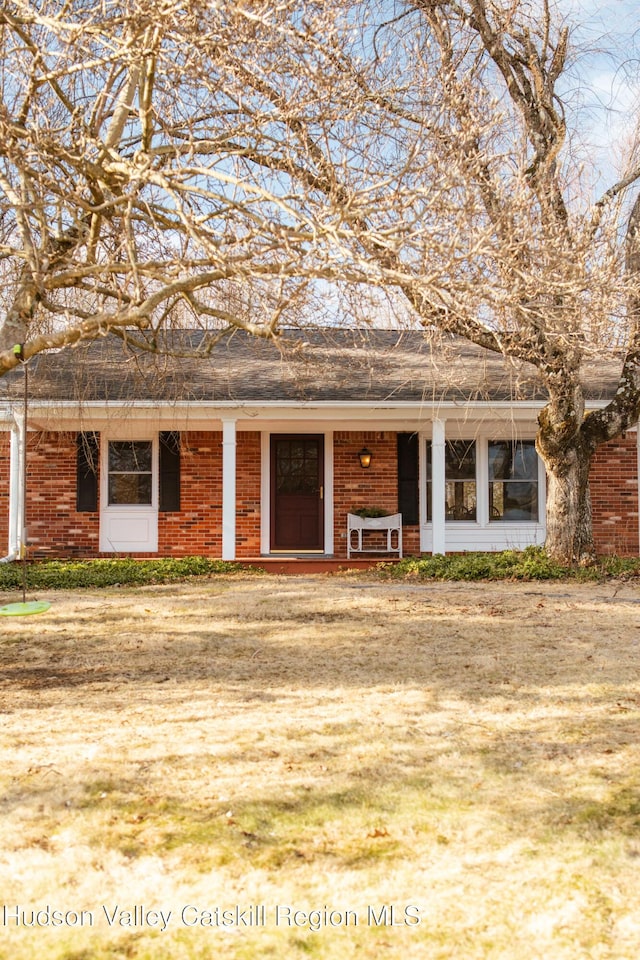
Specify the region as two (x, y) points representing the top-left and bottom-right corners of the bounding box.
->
(1, 398), (548, 562)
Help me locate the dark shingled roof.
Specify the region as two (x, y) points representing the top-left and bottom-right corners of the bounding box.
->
(0, 328), (623, 405)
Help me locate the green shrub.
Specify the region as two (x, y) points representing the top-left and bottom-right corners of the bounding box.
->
(350, 506), (390, 518)
(2, 549), (639, 592)
(379, 547), (640, 582)
(0, 556), (256, 591)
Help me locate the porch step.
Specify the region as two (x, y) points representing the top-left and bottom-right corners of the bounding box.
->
(238, 557), (402, 575)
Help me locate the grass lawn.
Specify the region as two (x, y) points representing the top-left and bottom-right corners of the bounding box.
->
(1, 573), (640, 959)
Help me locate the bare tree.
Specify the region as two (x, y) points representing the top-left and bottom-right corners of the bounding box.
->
(218, 0), (640, 565)
(381, 0), (640, 565)
(395, 0), (640, 567)
(0, 0), (340, 365)
(2, 0), (639, 563)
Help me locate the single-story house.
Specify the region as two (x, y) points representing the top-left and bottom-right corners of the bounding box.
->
(0, 328), (637, 561)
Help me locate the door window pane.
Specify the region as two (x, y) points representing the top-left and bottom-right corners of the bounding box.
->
(275, 438), (320, 495)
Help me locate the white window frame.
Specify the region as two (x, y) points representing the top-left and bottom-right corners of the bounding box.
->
(99, 434), (159, 553)
(487, 438), (541, 524)
(424, 434), (481, 524)
(419, 429), (546, 554)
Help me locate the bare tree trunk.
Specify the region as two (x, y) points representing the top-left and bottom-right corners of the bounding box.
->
(536, 379), (598, 565)
(539, 439), (595, 565)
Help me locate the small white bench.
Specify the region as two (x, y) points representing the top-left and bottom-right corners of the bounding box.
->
(347, 513), (403, 559)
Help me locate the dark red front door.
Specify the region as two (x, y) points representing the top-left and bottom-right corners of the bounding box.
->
(271, 435), (324, 551)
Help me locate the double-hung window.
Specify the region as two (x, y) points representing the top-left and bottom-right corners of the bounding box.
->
(426, 439), (477, 521)
(426, 437), (540, 525)
(488, 440), (538, 521)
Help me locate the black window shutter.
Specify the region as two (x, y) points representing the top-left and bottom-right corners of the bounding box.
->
(76, 432), (99, 512)
(159, 431), (181, 512)
(397, 432), (419, 525)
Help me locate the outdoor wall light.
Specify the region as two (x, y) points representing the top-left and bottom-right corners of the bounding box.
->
(358, 447), (373, 468)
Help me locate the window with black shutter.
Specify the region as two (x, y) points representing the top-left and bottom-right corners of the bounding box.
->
(76, 432), (99, 512)
(159, 431), (181, 512)
(397, 432), (419, 525)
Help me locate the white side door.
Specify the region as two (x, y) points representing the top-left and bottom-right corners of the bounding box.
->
(99, 436), (159, 553)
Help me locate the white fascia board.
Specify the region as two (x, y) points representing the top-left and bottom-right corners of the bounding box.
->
(0, 397), (549, 421)
(0, 397), (627, 433)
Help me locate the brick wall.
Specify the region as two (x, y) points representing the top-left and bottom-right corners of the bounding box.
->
(157, 429), (261, 558)
(157, 431), (222, 556)
(333, 431), (420, 558)
(590, 433), (639, 556)
(0, 429), (263, 560)
(236, 431), (262, 557)
(24, 432), (99, 558)
(0, 426), (637, 560)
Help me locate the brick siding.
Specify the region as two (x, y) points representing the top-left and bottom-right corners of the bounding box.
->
(22, 432), (98, 558)
(236, 431), (262, 557)
(157, 430), (261, 558)
(333, 431), (420, 557)
(590, 433), (639, 556)
(0, 427), (637, 559)
(157, 431), (223, 557)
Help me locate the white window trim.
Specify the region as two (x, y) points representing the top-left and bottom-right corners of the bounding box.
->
(419, 431), (546, 554)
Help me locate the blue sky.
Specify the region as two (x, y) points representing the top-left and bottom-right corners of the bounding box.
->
(564, 0), (639, 191)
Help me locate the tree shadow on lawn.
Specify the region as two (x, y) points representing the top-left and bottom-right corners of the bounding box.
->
(2, 741), (640, 871)
(2, 580), (639, 829)
(0, 588), (632, 698)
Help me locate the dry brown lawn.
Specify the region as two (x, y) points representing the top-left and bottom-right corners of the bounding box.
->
(1, 573), (640, 959)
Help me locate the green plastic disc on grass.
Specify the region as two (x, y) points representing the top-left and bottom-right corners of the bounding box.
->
(0, 600), (51, 617)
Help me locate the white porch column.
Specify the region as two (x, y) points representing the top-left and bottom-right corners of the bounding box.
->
(221, 418), (237, 561)
(7, 416), (24, 558)
(431, 418), (446, 555)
